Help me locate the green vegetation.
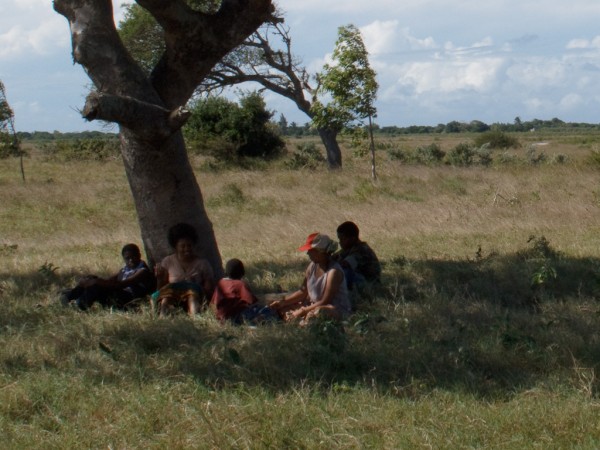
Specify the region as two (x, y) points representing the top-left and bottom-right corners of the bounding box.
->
(2, 132), (600, 447)
(184, 92), (285, 161)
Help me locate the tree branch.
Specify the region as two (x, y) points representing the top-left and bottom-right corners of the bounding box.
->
(82, 92), (190, 139)
(141, 0), (276, 107)
(53, 0), (158, 101)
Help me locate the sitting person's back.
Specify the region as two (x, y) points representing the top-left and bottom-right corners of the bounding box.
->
(211, 259), (258, 323)
(334, 221), (381, 289)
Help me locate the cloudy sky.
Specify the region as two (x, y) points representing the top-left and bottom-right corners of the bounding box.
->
(2, 0), (600, 131)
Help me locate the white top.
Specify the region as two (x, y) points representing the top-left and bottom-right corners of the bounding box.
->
(306, 261), (351, 317)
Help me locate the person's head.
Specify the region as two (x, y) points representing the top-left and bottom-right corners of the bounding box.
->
(336, 221), (360, 250)
(121, 243), (142, 269)
(298, 233), (338, 264)
(225, 258), (245, 280)
(168, 223), (198, 260)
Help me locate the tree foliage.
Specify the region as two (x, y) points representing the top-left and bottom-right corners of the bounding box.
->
(184, 91), (284, 160)
(312, 24), (378, 130)
(313, 24), (379, 177)
(0, 80), (20, 159)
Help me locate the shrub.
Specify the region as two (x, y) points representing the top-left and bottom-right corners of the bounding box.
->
(414, 143), (445, 165)
(473, 130), (520, 149)
(184, 92), (285, 161)
(285, 142), (326, 170)
(446, 142), (475, 167)
(526, 145), (547, 165)
(387, 148), (409, 162)
(475, 143), (493, 166)
(550, 154), (568, 165)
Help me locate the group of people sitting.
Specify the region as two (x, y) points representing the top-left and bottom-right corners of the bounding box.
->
(60, 221), (381, 326)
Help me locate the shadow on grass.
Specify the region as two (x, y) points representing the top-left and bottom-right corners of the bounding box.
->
(2, 237), (600, 399)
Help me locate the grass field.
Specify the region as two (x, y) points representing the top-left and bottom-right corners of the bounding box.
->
(2, 131), (600, 448)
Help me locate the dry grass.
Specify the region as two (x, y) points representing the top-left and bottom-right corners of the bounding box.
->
(2, 133), (600, 448)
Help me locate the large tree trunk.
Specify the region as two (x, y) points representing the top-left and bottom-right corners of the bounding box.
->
(317, 127), (342, 169)
(54, 0), (274, 276)
(120, 129), (221, 271)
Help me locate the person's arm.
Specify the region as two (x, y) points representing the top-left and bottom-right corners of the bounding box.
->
(269, 278), (308, 311)
(291, 267), (343, 318)
(154, 262), (169, 289)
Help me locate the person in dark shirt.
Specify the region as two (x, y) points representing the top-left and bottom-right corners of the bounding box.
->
(334, 221), (381, 289)
(61, 243), (156, 310)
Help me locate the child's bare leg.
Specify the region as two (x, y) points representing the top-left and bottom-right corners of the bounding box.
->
(187, 295), (202, 316)
(158, 297), (174, 317)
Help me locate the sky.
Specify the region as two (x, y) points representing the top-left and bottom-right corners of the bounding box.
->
(2, 0), (600, 131)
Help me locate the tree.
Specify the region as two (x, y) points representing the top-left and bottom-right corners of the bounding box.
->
(119, 6), (347, 169)
(53, 0), (275, 274)
(314, 24), (378, 178)
(0, 80), (24, 181)
(184, 91), (284, 160)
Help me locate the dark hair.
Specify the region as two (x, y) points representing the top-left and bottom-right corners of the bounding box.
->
(225, 258), (245, 280)
(336, 221), (360, 238)
(121, 243), (141, 257)
(168, 223), (198, 248)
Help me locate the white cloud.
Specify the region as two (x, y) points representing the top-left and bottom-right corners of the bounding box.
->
(0, 1), (70, 60)
(566, 36), (600, 49)
(395, 57), (505, 95)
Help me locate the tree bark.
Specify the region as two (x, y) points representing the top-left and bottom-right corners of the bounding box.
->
(317, 127), (342, 169)
(54, 0), (274, 275)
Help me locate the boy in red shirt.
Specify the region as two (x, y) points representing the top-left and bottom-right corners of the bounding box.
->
(211, 259), (258, 323)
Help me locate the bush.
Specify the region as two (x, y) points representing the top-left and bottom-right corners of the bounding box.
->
(387, 148), (409, 162)
(526, 145), (547, 165)
(475, 143), (493, 166)
(184, 92), (285, 162)
(285, 142), (326, 170)
(414, 143), (445, 165)
(473, 130), (520, 149)
(446, 142), (475, 167)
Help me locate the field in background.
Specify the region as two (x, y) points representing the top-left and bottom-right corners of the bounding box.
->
(2, 131), (600, 448)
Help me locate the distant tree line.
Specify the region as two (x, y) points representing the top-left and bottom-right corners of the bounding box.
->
(376, 117), (600, 136)
(17, 116), (600, 142)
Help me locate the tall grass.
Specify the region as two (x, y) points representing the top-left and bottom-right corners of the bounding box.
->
(2, 135), (600, 448)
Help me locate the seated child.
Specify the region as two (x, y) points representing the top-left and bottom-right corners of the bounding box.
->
(61, 243), (156, 310)
(211, 259), (259, 323)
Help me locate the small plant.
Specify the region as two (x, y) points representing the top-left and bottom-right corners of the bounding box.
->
(531, 264), (557, 287)
(285, 142), (326, 170)
(550, 153), (568, 164)
(526, 145), (547, 165)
